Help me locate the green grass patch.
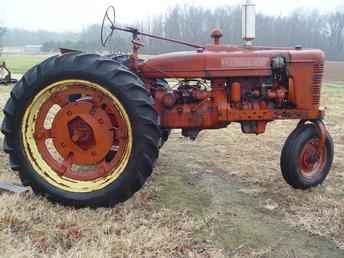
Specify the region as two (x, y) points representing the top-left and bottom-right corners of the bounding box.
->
(323, 83), (344, 93)
(0, 54), (51, 74)
(324, 83), (344, 88)
(0, 54), (148, 75)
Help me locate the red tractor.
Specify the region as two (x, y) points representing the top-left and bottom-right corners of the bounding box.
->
(1, 4), (333, 207)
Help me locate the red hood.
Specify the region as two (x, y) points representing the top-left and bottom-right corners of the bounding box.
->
(139, 45), (325, 78)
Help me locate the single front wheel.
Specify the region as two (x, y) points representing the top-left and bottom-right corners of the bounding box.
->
(280, 123), (334, 189)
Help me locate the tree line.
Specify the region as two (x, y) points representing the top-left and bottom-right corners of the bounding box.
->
(0, 26), (6, 55)
(2, 5), (344, 60)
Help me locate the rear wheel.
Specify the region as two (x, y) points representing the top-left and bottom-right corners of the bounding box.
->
(108, 54), (171, 147)
(2, 53), (159, 207)
(280, 123), (334, 189)
(107, 54), (142, 67)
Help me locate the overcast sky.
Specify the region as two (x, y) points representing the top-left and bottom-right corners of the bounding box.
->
(1, 0), (344, 32)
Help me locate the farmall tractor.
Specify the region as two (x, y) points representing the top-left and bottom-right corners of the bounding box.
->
(1, 2), (334, 207)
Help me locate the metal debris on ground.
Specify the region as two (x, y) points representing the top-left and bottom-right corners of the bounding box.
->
(0, 181), (29, 194)
(0, 62), (18, 85)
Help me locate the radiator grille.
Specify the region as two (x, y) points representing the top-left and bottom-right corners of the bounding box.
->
(312, 63), (324, 105)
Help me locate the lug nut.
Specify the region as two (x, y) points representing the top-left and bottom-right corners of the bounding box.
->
(34, 132), (43, 140)
(72, 134), (79, 142)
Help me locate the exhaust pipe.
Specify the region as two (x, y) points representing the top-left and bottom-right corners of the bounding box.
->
(242, 0), (256, 46)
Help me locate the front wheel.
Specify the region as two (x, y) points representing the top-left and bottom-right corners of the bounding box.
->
(2, 53), (160, 207)
(280, 123), (334, 189)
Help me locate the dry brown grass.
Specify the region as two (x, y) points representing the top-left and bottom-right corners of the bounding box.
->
(0, 85), (224, 257)
(0, 174), (223, 258)
(186, 84), (344, 256)
(0, 82), (343, 257)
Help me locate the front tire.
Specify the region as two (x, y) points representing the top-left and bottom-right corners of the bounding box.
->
(280, 123), (334, 189)
(1, 53), (160, 207)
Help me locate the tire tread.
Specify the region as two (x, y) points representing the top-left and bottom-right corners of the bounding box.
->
(1, 52), (160, 207)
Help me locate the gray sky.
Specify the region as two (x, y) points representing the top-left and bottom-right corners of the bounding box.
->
(1, 0), (344, 32)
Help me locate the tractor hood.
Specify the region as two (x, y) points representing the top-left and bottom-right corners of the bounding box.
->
(140, 45), (325, 78)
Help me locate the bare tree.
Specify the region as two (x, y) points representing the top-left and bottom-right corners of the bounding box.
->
(5, 5), (344, 60)
(327, 11), (344, 54)
(0, 25), (6, 56)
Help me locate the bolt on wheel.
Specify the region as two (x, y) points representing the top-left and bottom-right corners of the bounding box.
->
(298, 138), (327, 179)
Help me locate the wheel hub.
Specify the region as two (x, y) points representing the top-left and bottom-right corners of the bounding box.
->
(23, 80), (132, 191)
(51, 101), (113, 165)
(68, 117), (96, 149)
(299, 138), (324, 175)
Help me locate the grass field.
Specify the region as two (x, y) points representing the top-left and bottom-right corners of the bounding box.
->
(324, 62), (344, 84)
(0, 54), (51, 74)
(0, 55), (343, 257)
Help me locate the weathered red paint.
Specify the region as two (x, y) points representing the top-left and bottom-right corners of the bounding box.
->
(299, 137), (327, 178)
(62, 28), (326, 136)
(136, 39), (325, 134)
(34, 85), (130, 181)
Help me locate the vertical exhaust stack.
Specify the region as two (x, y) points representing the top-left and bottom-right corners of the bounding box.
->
(242, 0), (256, 46)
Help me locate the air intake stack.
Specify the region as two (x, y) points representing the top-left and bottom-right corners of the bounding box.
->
(242, 0), (256, 45)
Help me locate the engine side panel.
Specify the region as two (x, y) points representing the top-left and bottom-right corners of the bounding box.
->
(142, 47), (325, 132)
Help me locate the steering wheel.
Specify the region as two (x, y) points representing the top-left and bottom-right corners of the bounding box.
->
(101, 6), (116, 47)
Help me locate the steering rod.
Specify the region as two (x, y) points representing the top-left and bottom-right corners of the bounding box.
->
(111, 25), (204, 49)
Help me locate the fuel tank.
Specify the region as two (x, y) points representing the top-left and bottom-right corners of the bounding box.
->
(140, 45), (325, 79)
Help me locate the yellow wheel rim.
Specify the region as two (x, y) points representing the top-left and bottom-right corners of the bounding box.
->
(22, 80), (133, 192)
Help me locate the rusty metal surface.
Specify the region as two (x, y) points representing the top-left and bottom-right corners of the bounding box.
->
(29, 81), (131, 183)
(98, 6), (327, 136)
(97, 5), (327, 136)
(50, 10), (330, 137)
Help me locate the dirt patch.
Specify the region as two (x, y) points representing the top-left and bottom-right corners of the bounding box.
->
(156, 130), (343, 257)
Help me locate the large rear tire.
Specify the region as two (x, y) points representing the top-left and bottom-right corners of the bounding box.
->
(1, 53), (160, 207)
